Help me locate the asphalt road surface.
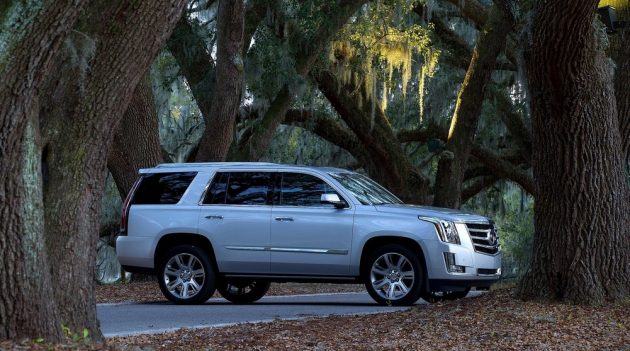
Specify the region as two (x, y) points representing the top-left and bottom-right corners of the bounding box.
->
(98, 292), (407, 337)
(98, 291), (482, 337)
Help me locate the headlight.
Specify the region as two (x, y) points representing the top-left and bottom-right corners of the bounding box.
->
(419, 217), (461, 244)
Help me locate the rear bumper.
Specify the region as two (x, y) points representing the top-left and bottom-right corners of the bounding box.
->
(115, 235), (155, 268)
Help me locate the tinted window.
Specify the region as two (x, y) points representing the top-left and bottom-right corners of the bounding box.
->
(132, 172), (197, 205)
(203, 172), (229, 204)
(225, 172), (271, 205)
(329, 172), (402, 205)
(280, 173), (339, 207)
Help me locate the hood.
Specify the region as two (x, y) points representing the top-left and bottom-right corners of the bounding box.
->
(374, 204), (490, 223)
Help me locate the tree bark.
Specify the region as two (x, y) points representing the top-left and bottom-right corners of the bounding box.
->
(195, 0), (245, 161)
(40, 0), (186, 339)
(0, 0), (86, 341)
(518, 0), (630, 304)
(108, 74), (163, 198)
(433, 3), (514, 208)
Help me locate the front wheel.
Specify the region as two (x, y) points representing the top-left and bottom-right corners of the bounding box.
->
(158, 245), (216, 304)
(363, 244), (423, 306)
(217, 280), (270, 304)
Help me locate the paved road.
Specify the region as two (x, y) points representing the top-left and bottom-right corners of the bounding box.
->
(98, 292), (408, 337)
(98, 291), (483, 337)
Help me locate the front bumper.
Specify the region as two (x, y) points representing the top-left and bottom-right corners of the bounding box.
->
(422, 223), (502, 292)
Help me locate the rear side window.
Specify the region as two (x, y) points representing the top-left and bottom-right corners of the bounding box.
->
(203, 172), (229, 204)
(279, 172), (339, 207)
(203, 172), (272, 205)
(132, 172), (197, 205)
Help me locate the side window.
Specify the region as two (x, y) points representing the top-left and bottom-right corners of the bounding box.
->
(280, 173), (339, 207)
(225, 172), (272, 205)
(202, 172), (229, 204)
(132, 172), (197, 205)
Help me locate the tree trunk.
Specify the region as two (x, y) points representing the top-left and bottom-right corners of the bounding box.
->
(518, 0), (630, 304)
(40, 0), (186, 339)
(433, 3), (514, 208)
(167, 17), (216, 122)
(313, 69), (431, 203)
(195, 0), (245, 161)
(108, 74), (163, 198)
(0, 0), (87, 341)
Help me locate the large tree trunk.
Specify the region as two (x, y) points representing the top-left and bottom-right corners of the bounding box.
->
(0, 0), (86, 341)
(314, 69), (431, 203)
(518, 0), (630, 304)
(195, 0), (245, 161)
(108, 74), (163, 198)
(39, 0), (186, 339)
(433, 3), (515, 208)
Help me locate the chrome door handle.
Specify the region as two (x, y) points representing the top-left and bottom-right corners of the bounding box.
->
(205, 215), (223, 220)
(274, 217), (294, 222)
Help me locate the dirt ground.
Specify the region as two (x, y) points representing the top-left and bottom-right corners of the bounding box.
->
(2, 286), (627, 350)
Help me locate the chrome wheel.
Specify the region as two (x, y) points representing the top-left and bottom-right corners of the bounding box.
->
(370, 252), (415, 301)
(163, 253), (205, 299)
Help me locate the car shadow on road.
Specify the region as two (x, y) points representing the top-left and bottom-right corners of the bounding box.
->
(138, 301), (419, 307)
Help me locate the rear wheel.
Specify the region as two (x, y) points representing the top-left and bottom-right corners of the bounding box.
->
(158, 245), (216, 304)
(217, 280), (270, 304)
(363, 244), (423, 306)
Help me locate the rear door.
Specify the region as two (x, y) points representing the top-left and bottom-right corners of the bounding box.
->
(270, 172), (355, 276)
(197, 171), (273, 274)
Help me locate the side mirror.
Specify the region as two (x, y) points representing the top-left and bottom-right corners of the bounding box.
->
(320, 193), (346, 208)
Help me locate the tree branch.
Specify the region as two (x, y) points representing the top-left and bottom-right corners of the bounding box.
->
(461, 176), (500, 203)
(471, 144), (535, 194)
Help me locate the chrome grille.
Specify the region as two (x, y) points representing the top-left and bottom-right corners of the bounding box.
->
(466, 222), (499, 255)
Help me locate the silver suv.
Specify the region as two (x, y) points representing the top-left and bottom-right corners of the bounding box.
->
(116, 162), (501, 306)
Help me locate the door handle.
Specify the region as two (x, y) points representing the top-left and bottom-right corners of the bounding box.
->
(205, 215), (223, 220)
(274, 217), (294, 222)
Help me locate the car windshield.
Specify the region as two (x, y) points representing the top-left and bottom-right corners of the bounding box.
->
(329, 172), (403, 206)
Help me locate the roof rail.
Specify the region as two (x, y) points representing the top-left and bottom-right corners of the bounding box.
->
(155, 162), (279, 168)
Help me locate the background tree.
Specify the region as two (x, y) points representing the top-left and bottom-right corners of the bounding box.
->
(195, 0), (245, 161)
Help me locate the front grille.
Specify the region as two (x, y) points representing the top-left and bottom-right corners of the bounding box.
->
(466, 222), (499, 255)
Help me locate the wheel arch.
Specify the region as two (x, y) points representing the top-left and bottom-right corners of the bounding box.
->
(359, 235), (428, 289)
(154, 233), (217, 270)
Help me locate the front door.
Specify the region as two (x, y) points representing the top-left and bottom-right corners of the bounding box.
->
(270, 172), (354, 276)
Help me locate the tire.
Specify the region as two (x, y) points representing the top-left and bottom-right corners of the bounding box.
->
(420, 288), (470, 303)
(363, 244), (423, 306)
(217, 279), (271, 304)
(158, 245), (216, 304)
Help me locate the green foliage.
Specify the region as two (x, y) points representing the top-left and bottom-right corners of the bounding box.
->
(246, 26), (298, 101)
(464, 183), (534, 280)
(61, 324), (91, 344)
